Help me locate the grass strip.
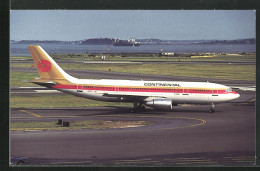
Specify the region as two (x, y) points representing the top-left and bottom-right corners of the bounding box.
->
(10, 94), (132, 108)
(10, 120), (154, 131)
(59, 63), (255, 81)
(10, 62), (255, 87)
(11, 53), (256, 62)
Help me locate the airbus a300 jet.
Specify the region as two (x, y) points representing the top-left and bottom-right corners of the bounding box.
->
(28, 45), (240, 113)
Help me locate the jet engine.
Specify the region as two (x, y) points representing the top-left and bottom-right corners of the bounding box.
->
(145, 99), (173, 110)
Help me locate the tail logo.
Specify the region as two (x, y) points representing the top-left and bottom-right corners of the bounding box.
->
(37, 60), (52, 72)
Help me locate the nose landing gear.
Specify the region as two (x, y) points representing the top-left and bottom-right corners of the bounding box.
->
(210, 103), (215, 113)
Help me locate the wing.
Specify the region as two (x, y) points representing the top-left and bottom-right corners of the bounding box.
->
(100, 91), (167, 101)
(231, 86), (255, 91)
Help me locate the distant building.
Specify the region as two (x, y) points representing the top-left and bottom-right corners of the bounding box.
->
(113, 38), (141, 46)
(161, 52), (175, 56)
(101, 55), (106, 60)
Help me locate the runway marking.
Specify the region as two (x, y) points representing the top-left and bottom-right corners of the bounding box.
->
(165, 157), (214, 165)
(41, 157), (256, 166)
(223, 156), (256, 164)
(115, 160), (161, 164)
(19, 110), (42, 118)
(95, 114), (207, 130)
(239, 98), (256, 105)
(63, 114), (206, 130)
(11, 127), (60, 132)
(169, 157), (206, 160)
(231, 158), (255, 161)
(51, 159), (163, 165)
(114, 159), (151, 162)
(223, 156), (255, 159)
(235, 161), (255, 163)
(248, 98), (256, 103)
(50, 161), (93, 165)
(175, 161), (217, 165)
(174, 159), (212, 162)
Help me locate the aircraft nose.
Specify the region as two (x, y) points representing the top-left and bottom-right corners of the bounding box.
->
(233, 92), (240, 100)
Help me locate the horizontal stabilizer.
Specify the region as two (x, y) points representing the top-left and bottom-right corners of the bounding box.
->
(31, 79), (56, 87)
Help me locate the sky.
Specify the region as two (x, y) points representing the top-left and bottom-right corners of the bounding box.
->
(10, 10), (255, 41)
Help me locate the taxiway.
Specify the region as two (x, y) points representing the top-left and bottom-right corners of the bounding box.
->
(10, 102), (255, 166)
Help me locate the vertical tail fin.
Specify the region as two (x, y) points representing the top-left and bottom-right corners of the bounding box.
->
(28, 45), (76, 82)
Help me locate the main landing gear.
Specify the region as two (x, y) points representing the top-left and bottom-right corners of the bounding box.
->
(210, 103), (215, 113)
(131, 102), (145, 113)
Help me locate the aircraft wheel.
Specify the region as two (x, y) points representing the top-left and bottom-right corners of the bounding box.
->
(209, 109), (215, 113)
(131, 105), (145, 113)
(132, 108), (139, 113)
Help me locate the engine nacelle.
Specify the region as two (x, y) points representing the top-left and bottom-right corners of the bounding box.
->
(145, 99), (173, 110)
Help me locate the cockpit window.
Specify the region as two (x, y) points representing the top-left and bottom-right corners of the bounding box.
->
(226, 88), (233, 92)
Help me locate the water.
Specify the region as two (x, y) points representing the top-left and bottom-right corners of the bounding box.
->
(10, 43), (256, 56)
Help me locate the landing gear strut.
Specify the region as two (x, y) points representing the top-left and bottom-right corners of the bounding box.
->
(209, 103), (215, 113)
(132, 102), (145, 113)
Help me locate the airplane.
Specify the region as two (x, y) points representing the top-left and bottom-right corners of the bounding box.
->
(28, 45), (240, 113)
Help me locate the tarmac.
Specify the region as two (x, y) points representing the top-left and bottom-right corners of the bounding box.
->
(10, 102), (255, 166)
(10, 61), (256, 166)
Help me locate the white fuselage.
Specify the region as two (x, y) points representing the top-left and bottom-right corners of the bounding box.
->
(28, 45), (241, 110)
(52, 79), (240, 105)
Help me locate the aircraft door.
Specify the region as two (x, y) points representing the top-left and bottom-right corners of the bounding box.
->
(212, 89), (218, 96)
(115, 86), (119, 91)
(209, 89), (218, 102)
(77, 84), (84, 92)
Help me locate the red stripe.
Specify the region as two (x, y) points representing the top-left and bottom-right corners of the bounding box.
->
(53, 84), (230, 94)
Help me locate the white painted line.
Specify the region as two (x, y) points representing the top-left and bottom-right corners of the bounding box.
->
(79, 61), (142, 64)
(34, 90), (60, 93)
